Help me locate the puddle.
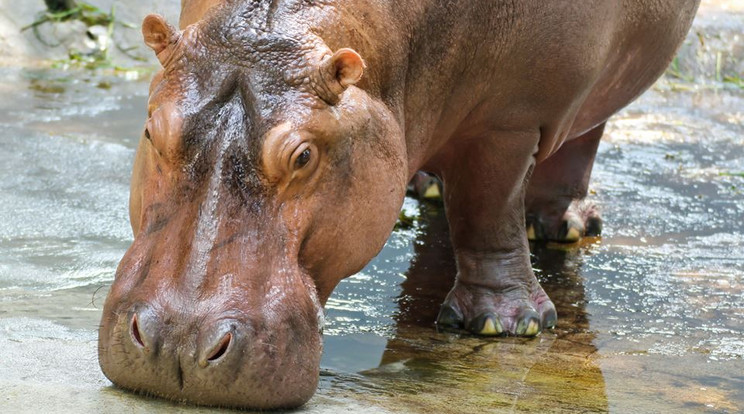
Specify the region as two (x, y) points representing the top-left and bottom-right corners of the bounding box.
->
(1, 1), (743, 413)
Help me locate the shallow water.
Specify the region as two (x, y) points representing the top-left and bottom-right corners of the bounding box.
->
(1, 4), (743, 414)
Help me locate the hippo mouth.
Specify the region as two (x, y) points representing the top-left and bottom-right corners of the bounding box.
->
(98, 249), (325, 409)
(100, 305), (322, 408)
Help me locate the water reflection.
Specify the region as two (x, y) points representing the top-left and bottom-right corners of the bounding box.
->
(339, 203), (610, 413)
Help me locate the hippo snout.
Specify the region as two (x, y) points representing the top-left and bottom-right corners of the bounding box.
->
(126, 305), (239, 368)
(103, 305), (246, 392)
(99, 291), (323, 409)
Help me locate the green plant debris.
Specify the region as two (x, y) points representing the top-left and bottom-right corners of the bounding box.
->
(723, 74), (744, 89)
(395, 210), (418, 230)
(22, 2), (147, 73)
(96, 80), (112, 89)
(22, 2), (116, 32)
(664, 36), (743, 89)
(666, 56), (694, 82)
(719, 172), (744, 178)
(28, 79), (66, 94)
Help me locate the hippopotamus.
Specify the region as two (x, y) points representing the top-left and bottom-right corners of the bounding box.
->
(98, 0), (700, 409)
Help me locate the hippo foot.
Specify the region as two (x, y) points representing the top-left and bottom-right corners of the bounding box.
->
(526, 199), (601, 243)
(436, 280), (557, 337)
(407, 171), (443, 201)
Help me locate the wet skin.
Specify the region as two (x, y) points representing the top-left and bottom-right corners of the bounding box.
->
(98, 0), (700, 409)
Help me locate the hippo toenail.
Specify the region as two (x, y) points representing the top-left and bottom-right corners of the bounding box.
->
(565, 226), (581, 242)
(468, 314), (503, 336)
(423, 182), (441, 199)
(516, 310), (541, 336)
(479, 316), (503, 336)
(436, 304), (463, 329)
(524, 319), (540, 336)
(541, 306), (558, 329)
(586, 216), (602, 236)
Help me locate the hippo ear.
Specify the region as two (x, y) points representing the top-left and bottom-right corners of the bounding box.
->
(142, 14), (180, 65)
(326, 48), (365, 87)
(315, 48), (366, 104)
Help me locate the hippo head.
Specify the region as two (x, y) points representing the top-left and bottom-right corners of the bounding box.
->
(98, 6), (407, 410)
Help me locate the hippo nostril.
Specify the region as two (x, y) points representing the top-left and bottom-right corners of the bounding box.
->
(205, 332), (232, 364)
(130, 314), (146, 349)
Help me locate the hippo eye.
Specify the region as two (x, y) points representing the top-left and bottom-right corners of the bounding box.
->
(286, 140), (318, 178)
(294, 148), (312, 169)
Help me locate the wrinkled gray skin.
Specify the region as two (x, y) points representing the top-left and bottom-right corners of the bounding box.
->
(98, 0), (700, 409)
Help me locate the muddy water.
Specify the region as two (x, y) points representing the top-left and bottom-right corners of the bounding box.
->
(1, 4), (743, 414)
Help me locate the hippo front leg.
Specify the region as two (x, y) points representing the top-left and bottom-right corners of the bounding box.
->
(433, 130), (557, 337)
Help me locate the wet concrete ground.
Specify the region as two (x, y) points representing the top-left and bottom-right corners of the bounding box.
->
(1, 1), (742, 413)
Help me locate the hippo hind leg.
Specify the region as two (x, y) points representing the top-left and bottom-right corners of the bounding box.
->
(407, 171), (443, 201)
(433, 130), (556, 337)
(525, 122), (605, 243)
